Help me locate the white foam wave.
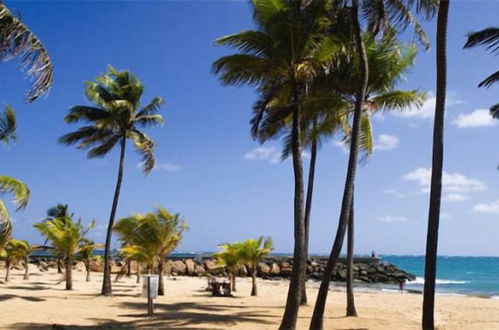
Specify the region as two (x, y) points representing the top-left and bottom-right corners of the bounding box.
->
(408, 277), (470, 285)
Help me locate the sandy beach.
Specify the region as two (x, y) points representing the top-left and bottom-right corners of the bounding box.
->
(0, 268), (498, 329)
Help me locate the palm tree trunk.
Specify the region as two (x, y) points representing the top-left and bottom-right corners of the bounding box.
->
(158, 261), (164, 296)
(301, 135), (318, 306)
(57, 256), (63, 274)
(251, 267), (257, 296)
(102, 136), (127, 296)
(5, 260), (10, 282)
(310, 2), (368, 329)
(66, 257), (73, 290)
(85, 261), (91, 282)
(346, 193), (357, 317)
(279, 98), (306, 330)
(23, 254), (29, 280)
(136, 263), (141, 284)
(127, 259), (132, 277)
(231, 272), (237, 292)
(422, 1), (450, 329)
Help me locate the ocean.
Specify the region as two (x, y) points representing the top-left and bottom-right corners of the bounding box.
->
(382, 255), (499, 297)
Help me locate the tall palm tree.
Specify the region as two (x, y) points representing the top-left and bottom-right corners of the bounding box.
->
(1, 238), (29, 282)
(213, 2), (340, 326)
(236, 237), (273, 296)
(34, 215), (94, 290)
(114, 206), (187, 296)
(43, 203), (71, 273)
(213, 242), (243, 292)
(310, 0), (433, 328)
(0, 1), (53, 102)
(422, 1), (450, 329)
(0, 106), (29, 250)
(59, 66), (164, 296)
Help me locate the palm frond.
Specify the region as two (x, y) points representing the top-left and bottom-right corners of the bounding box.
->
(0, 175), (30, 210)
(464, 27), (499, 55)
(490, 103), (499, 119)
(478, 70), (499, 88)
(136, 97), (165, 117)
(129, 130), (155, 174)
(0, 104), (16, 144)
(0, 3), (53, 102)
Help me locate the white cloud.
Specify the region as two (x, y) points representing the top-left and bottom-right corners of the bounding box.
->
(393, 92), (464, 120)
(137, 162), (183, 171)
(379, 215), (408, 223)
(442, 194), (469, 202)
(381, 189), (418, 198)
(244, 146), (281, 164)
(334, 140), (349, 154)
(440, 212), (452, 220)
(403, 167), (486, 194)
(452, 109), (497, 128)
(473, 200), (499, 214)
(374, 134), (399, 151)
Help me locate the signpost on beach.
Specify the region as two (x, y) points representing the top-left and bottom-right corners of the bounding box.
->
(142, 274), (159, 316)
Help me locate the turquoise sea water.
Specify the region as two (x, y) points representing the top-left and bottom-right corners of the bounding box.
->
(382, 255), (499, 297)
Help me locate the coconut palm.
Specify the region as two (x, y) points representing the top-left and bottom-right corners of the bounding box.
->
(43, 204), (71, 273)
(114, 206), (187, 295)
(310, 0), (435, 327)
(59, 66), (165, 296)
(422, 1), (450, 329)
(213, 1), (341, 326)
(1, 238), (29, 282)
(34, 215), (95, 290)
(78, 239), (101, 282)
(0, 106), (30, 250)
(213, 242), (243, 291)
(236, 237), (273, 296)
(21, 241), (33, 280)
(0, 1), (53, 102)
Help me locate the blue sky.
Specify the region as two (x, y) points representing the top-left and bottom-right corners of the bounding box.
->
(1, 0), (498, 256)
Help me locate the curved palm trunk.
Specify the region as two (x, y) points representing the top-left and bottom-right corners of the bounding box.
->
(310, 2), (368, 329)
(279, 101), (306, 330)
(346, 194), (357, 317)
(5, 260), (10, 282)
(158, 261), (165, 296)
(127, 259), (132, 277)
(422, 1), (450, 329)
(57, 256), (63, 274)
(251, 267), (257, 296)
(301, 137), (318, 306)
(136, 263), (141, 284)
(102, 136), (127, 296)
(85, 260), (91, 282)
(65, 257), (73, 290)
(23, 255), (29, 280)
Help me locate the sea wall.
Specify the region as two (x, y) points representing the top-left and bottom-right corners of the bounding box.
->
(28, 256), (415, 283)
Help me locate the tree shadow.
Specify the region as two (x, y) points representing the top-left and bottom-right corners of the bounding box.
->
(0, 294), (46, 302)
(6, 285), (48, 291)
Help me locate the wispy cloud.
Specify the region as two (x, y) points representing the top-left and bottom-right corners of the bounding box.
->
(440, 212), (452, 220)
(403, 167), (485, 194)
(244, 146), (281, 164)
(374, 134), (399, 151)
(473, 200), (499, 214)
(442, 193), (469, 202)
(137, 162), (183, 171)
(452, 109), (497, 128)
(393, 92), (464, 120)
(379, 215), (408, 223)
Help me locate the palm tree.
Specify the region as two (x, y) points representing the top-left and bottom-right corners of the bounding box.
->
(310, 0), (433, 328)
(59, 66), (165, 296)
(2, 238), (29, 282)
(0, 106), (29, 250)
(0, 1), (53, 102)
(22, 241), (33, 280)
(423, 1), (450, 329)
(44, 204), (71, 273)
(213, 1), (339, 326)
(34, 215), (95, 290)
(78, 239), (101, 282)
(114, 206), (187, 296)
(213, 242), (243, 291)
(236, 237), (273, 296)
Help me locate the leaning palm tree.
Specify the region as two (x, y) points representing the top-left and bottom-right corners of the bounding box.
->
(236, 237), (273, 296)
(0, 106), (30, 250)
(0, 1), (53, 102)
(59, 66), (165, 296)
(310, 0), (435, 328)
(213, 242), (243, 291)
(114, 206), (187, 296)
(2, 238), (29, 282)
(423, 1), (450, 329)
(213, 1), (339, 326)
(34, 215), (94, 290)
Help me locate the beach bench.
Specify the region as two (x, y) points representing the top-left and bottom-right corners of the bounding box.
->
(206, 277), (232, 297)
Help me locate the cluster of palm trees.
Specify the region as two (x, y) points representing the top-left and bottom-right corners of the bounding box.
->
(113, 205), (187, 296)
(213, 236), (273, 296)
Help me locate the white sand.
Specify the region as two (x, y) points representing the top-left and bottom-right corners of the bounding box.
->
(1, 268), (499, 329)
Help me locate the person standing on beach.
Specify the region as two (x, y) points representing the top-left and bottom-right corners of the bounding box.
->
(399, 280), (405, 293)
